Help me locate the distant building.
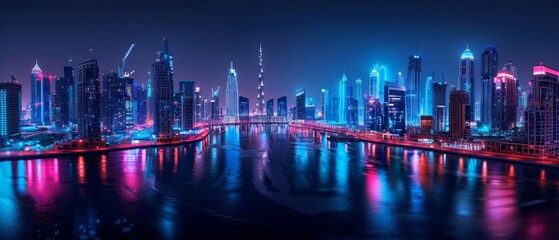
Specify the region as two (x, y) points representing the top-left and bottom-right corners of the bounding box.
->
(525, 64), (559, 156)
(30, 61), (51, 125)
(134, 82), (147, 125)
(321, 89), (328, 120)
(338, 73), (348, 123)
(296, 89), (306, 120)
(267, 98), (274, 117)
(0, 81), (22, 143)
(305, 104), (315, 120)
(432, 81), (447, 132)
(384, 85), (406, 136)
(239, 96), (249, 121)
(53, 77), (70, 128)
(347, 97), (358, 125)
(492, 70), (517, 131)
(459, 47), (475, 122)
(449, 88), (471, 139)
(355, 78), (364, 125)
(178, 80), (194, 131)
(420, 115), (434, 134)
(366, 97), (383, 132)
(225, 62), (239, 119)
(101, 73), (126, 133)
(480, 45), (498, 125)
(256, 43), (265, 115)
(405, 54), (421, 126)
(369, 69), (379, 98)
(77, 59), (102, 144)
(277, 96), (287, 117)
(64, 64), (76, 124)
(194, 86), (202, 123)
(211, 88), (220, 120)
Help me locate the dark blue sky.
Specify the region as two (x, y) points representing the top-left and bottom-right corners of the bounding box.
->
(1, 0), (558, 107)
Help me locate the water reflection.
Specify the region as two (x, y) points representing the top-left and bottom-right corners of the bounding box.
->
(1, 124), (559, 238)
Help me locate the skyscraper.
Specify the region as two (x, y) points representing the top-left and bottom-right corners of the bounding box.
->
(517, 88), (528, 127)
(277, 96), (287, 117)
(355, 78), (364, 125)
(0, 81), (22, 143)
(211, 87), (220, 120)
(525, 64), (559, 156)
(338, 73), (348, 124)
(178, 80), (195, 131)
(366, 97), (383, 132)
(256, 43), (265, 115)
(449, 88), (471, 139)
(296, 89), (306, 120)
(77, 59), (101, 143)
(267, 98), (274, 117)
(502, 60), (517, 77)
(194, 86), (202, 123)
(422, 74), (434, 116)
(134, 82), (147, 125)
(459, 47), (475, 122)
(101, 73), (126, 133)
(64, 64), (76, 124)
(53, 76), (70, 128)
(492, 70), (517, 131)
(225, 62), (239, 119)
(369, 69), (379, 98)
(432, 81), (447, 132)
(480, 45), (498, 125)
(153, 61), (174, 139)
(384, 85), (406, 136)
(239, 96), (249, 122)
(405, 54), (421, 126)
(30, 61), (51, 125)
(321, 89), (329, 121)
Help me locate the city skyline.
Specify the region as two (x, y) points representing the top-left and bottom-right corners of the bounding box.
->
(2, 1), (559, 108)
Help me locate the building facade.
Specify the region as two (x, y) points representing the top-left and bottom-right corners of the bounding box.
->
(432, 81), (447, 132)
(405, 55), (421, 126)
(296, 89), (306, 120)
(459, 47), (475, 122)
(480, 45), (498, 125)
(0, 81), (22, 143)
(225, 62), (239, 119)
(384, 85), (406, 136)
(449, 89), (471, 139)
(492, 70), (517, 131)
(77, 59), (102, 143)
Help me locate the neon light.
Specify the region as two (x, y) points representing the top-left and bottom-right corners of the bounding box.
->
(460, 48), (474, 60)
(533, 65), (559, 76)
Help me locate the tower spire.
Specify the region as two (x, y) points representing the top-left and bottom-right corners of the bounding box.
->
(257, 42), (265, 115)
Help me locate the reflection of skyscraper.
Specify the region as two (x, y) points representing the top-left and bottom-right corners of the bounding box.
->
(492, 70), (517, 131)
(432, 81), (447, 132)
(77, 59), (101, 141)
(405, 54), (421, 126)
(480, 45), (498, 125)
(338, 73), (348, 123)
(225, 62), (239, 118)
(0, 81), (22, 142)
(460, 47), (475, 122)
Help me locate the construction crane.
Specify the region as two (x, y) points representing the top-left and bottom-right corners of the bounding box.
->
(10, 76), (17, 83)
(118, 43), (135, 78)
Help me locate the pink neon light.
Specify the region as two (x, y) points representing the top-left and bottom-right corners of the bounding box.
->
(533, 65), (559, 76)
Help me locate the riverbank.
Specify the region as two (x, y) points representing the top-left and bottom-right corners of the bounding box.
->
(289, 123), (559, 168)
(0, 128), (210, 161)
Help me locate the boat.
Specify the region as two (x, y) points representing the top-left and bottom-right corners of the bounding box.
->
(327, 133), (360, 142)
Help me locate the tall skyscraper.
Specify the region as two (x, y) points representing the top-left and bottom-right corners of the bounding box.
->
(53, 77), (70, 128)
(256, 43), (265, 115)
(384, 85), (406, 136)
(153, 39), (174, 140)
(134, 82), (147, 125)
(194, 86), (202, 123)
(211, 87), (220, 120)
(422, 74), (434, 116)
(277, 96), (287, 117)
(321, 89), (329, 121)
(492, 70), (517, 131)
(366, 97), (383, 131)
(338, 73), (348, 124)
(296, 89), (306, 120)
(267, 98), (274, 117)
(459, 47), (475, 122)
(355, 78), (364, 125)
(77, 59), (101, 143)
(525, 64), (559, 156)
(432, 81), (447, 132)
(64, 64), (76, 124)
(178, 80), (194, 131)
(517, 88), (528, 127)
(146, 73), (154, 124)
(225, 62), (239, 119)
(369, 69), (379, 98)
(405, 54), (421, 126)
(30, 61), (51, 125)
(239, 96), (250, 121)
(480, 45), (498, 125)
(0, 81), (22, 143)
(101, 73), (126, 133)
(449, 88), (471, 139)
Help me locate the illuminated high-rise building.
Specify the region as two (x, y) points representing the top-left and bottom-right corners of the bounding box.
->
(194, 86), (202, 122)
(369, 69), (379, 98)
(338, 73), (348, 124)
(459, 47), (475, 122)
(211, 87), (220, 120)
(239, 96), (249, 122)
(384, 85), (406, 136)
(266, 99), (274, 117)
(146, 72), (153, 124)
(225, 62), (239, 119)
(502, 60), (517, 77)
(64, 64), (76, 124)
(517, 88), (528, 127)
(277, 96), (287, 118)
(134, 82), (147, 125)
(30, 61), (51, 125)
(422, 74), (434, 116)
(178, 80), (194, 131)
(480, 45), (498, 125)
(449, 88), (471, 139)
(296, 89), (306, 120)
(77, 59), (101, 142)
(53, 76), (70, 128)
(432, 81), (447, 132)
(366, 97), (383, 131)
(405, 54), (421, 126)
(101, 73), (126, 133)
(525, 64), (559, 156)
(256, 43), (265, 115)
(492, 70), (517, 131)
(355, 78), (364, 125)
(153, 39), (174, 141)
(321, 89), (329, 121)
(0, 81), (22, 142)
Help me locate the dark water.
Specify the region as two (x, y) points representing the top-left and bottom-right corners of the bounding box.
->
(2, 124), (559, 239)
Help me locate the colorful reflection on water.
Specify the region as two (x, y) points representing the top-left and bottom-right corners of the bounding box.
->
(1, 124), (559, 238)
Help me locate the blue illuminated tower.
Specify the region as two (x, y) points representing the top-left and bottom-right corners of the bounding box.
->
(338, 73), (348, 124)
(256, 43), (265, 115)
(225, 62), (239, 119)
(460, 47), (475, 122)
(296, 89), (306, 120)
(480, 45), (498, 126)
(0, 81), (22, 143)
(405, 54), (422, 126)
(422, 74), (434, 116)
(355, 78), (364, 125)
(239, 96), (249, 121)
(369, 69), (379, 99)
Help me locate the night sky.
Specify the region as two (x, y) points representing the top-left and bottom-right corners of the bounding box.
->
(2, 0), (558, 108)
